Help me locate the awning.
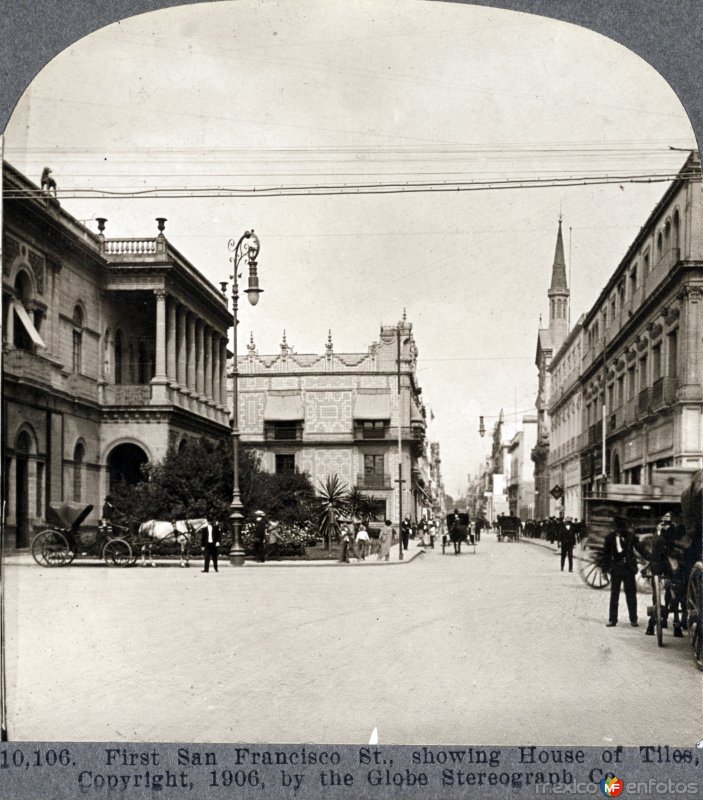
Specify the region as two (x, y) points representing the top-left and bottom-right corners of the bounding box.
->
(12, 299), (46, 348)
(353, 392), (391, 420)
(410, 399), (425, 424)
(263, 393), (304, 421)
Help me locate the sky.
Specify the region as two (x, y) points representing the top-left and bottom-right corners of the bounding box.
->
(2, 0), (697, 496)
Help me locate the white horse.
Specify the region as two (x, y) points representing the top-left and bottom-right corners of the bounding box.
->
(138, 519), (207, 567)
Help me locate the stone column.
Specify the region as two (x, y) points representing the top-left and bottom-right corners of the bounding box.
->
(677, 287), (703, 401)
(212, 333), (221, 405)
(204, 327), (213, 400)
(187, 313), (196, 392)
(195, 320), (205, 398)
(150, 289), (169, 403)
(167, 298), (177, 384)
(220, 338), (228, 409)
(176, 305), (186, 389)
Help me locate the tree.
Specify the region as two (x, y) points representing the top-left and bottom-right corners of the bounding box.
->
(346, 485), (385, 525)
(109, 439), (316, 536)
(317, 474), (348, 550)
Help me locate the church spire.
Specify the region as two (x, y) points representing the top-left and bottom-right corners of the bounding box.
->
(547, 216), (569, 348)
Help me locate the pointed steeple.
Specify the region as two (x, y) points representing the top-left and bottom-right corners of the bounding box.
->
(547, 216), (570, 349)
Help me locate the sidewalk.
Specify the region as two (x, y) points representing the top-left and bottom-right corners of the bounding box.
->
(2, 539), (426, 569)
(519, 535), (589, 563)
(247, 538), (426, 567)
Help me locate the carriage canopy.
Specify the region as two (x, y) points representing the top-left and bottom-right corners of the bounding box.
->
(45, 503), (94, 532)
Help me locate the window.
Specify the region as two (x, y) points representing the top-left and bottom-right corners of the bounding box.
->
(668, 330), (678, 377)
(364, 454), (384, 475)
(652, 343), (662, 382)
(617, 374), (624, 407)
(618, 280), (626, 306)
(114, 330), (123, 384)
(72, 306), (83, 373)
(275, 454), (295, 474)
(656, 232), (663, 260)
(643, 249), (650, 274)
(630, 265), (638, 295)
(607, 384), (614, 411)
(272, 423), (298, 440)
(627, 366), (636, 400)
(73, 442), (85, 502)
(639, 355), (648, 391)
(673, 210), (680, 256)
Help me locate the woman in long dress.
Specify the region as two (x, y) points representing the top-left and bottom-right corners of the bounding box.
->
(377, 519), (394, 561)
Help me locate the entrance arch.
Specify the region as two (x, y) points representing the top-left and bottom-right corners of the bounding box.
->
(107, 443), (149, 490)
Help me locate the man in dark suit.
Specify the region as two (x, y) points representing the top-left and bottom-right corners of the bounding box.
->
(201, 517), (221, 573)
(602, 515), (647, 627)
(254, 509), (267, 563)
(560, 517), (577, 572)
(401, 515), (412, 551)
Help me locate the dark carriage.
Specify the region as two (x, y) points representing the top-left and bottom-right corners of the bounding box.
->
(31, 503), (137, 567)
(496, 515), (521, 542)
(578, 492), (682, 593)
(445, 512), (475, 553)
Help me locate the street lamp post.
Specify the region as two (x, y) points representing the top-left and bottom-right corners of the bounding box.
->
(226, 230), (263, 566)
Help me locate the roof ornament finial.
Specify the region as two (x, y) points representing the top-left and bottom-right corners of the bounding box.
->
(247, 331), (256, 354)
(282, 329), (287, 346)
(402, 307), (407, 322)
(326, 329), (333, 354)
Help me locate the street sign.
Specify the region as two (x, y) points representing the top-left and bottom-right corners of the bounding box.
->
(550, 484), (564, 500)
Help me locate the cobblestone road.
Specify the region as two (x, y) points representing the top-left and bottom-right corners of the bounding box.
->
(3, 534), (700, 744)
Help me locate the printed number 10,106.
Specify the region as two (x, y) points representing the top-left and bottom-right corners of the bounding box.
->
(1, 749), (72, 768)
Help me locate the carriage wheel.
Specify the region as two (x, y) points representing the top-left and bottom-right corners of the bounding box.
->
(33, 530), (73, 567)
(103, 538), (135, 567)
(654, 575), (664, 647)
(579, 558), (610, 589)
(687, 563), (703, 671)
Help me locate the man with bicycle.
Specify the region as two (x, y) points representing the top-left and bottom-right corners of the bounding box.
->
(645, 513), (684, 638)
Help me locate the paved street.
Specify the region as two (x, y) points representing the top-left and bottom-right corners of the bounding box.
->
(3, 532), (700, 745)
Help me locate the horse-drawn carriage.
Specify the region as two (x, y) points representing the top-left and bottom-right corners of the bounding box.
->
(444, 512), (475, 554)
(578, 472), (703, 670)
(31, 503), (137, 567)
(496, 515), (521, 543)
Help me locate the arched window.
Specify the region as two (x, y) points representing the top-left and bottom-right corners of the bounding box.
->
(673, 209), (681, 257)
(73, 441), (85, 502)
(115, 330), (123, 384)
(664, 219), (671, 253)
(72, 305), (83, 373)
(656, 231), (663, 260)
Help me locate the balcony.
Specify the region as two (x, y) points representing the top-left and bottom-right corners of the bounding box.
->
(353, 424), (391, 441)
(651, 376), (678, 410)
(588, 420), (603, 446)
(357, 473), (392, 490)
(264, 423), (304, 442)
(102, 384), (151, 405)
(637, 387), (651, 416)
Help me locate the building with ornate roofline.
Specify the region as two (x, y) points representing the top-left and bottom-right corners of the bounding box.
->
(234, 316), (431, 522)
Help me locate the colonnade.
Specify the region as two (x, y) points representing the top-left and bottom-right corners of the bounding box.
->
(153, 290), (229, 409)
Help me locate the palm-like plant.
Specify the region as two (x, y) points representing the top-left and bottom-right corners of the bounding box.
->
(346, 485), (385, 526)
(317, 475), (349, 549)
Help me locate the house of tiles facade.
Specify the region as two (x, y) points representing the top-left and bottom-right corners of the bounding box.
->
(235, 318), (431, 523)
(2, 162), (231, 548)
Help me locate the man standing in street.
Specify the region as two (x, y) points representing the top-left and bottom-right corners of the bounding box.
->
(254, 509), (267, 563)
(560, 517), (576, 572)
(201, 517), (221, 573)
(602, 515), (647, 627)
(401, 515), (412, 552)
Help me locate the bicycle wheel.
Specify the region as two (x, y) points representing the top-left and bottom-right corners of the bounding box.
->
(687, 563), (703, 671)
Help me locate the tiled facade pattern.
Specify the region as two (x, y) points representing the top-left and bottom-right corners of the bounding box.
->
(235, 322), (431, 521)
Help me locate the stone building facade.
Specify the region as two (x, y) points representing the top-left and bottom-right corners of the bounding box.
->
(579, 151), (703, 498)
(547, 317), (584, 519)
(2, 162), (231, 547)
(507, 416), (537, 519)
(235, 318), (431, 522)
